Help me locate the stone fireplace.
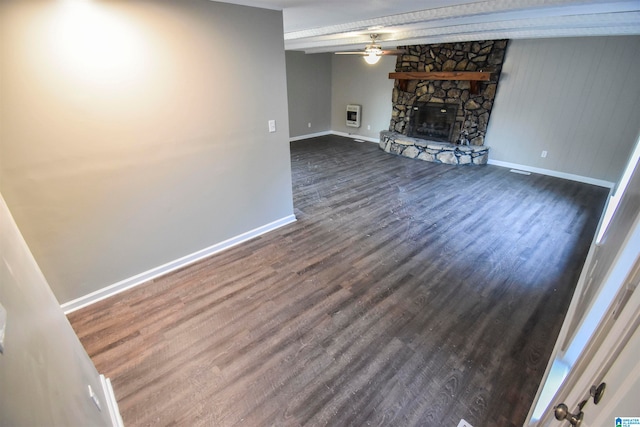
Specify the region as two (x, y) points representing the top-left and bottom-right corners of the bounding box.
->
(380, 39), (508, 165)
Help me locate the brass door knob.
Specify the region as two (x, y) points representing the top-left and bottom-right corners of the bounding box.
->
(554, 403), (584, 426)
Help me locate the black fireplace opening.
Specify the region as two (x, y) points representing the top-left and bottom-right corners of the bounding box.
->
(409, 102), (458, 142)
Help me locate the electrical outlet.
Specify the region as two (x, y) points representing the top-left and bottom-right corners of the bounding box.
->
(308, 122), (311, 128)
(541, 150), (548, 158)
(457, 419), (474, 427)
(268, 120), (276, 133)
(367, 124), (371, 130)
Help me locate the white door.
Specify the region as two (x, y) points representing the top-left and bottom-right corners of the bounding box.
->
(536, 252), (640, 426)
(586, 321), (640, 427)
(526, 135), (640, 426)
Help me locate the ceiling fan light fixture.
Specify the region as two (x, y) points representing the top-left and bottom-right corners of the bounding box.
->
(364, 52), (381, 64)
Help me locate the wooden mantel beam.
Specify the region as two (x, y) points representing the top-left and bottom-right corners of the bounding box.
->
(388, 71), (492, 81)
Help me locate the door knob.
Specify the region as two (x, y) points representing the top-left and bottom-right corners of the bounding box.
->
(554, 403), (584, 426)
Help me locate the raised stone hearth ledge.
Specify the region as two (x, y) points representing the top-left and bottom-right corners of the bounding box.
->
(380, 130), (489, 165)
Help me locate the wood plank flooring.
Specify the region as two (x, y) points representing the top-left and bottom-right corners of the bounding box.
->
(69, 135), (608, 427)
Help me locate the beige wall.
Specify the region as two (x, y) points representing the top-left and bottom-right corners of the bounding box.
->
(0, 0), (293, 303)
(286, 51), (332, 137)
(331, 55), (396, 139)
(486, 36), (640, 183)
(0, 195), (113, 426)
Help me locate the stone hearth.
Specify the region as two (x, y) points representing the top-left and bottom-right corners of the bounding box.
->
(380, 40), (507, 166)
(380, 130), (489, 165)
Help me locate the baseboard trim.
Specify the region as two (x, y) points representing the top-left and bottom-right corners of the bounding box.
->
(100, 375), (124, 427)
(330, 131), (380, 143)
(288, 130), (380, 144)
(61, 214), (297, 314)
(487, 159), (614, 188)
(289, 131), (331, 142)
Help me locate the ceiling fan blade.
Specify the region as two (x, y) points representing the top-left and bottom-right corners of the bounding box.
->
(335, 51), (367, 55)
(381, 49), (406, 56)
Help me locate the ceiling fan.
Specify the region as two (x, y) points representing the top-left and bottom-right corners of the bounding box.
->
(335, 34), (406, 65)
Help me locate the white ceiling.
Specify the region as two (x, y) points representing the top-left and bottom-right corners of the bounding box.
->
(215, 0), (640, 53)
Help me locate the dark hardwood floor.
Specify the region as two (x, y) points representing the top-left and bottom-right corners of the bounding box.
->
(69, 135), (608, 427)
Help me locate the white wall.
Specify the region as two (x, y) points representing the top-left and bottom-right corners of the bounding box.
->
(331, 55), (396, 140)
(286, 51), (332, 138)
(0, 0), (293, 304)
(0, 194), (113, 426)
(486, 36), (640, 183)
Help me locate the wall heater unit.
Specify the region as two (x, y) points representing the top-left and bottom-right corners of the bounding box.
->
(346, 104), (361, 128)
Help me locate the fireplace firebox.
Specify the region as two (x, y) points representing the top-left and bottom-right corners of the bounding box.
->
(409, 103), (459, 143)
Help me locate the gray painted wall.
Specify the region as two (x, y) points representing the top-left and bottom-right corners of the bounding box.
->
(486, 36), (640, 183)
(0, 0), (293, 304)
(286, 51), (332, 137)
(0, 194), (112, 426)
(331, 55), (396, 139)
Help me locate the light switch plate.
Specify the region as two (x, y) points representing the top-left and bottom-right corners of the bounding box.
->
(268, 120), (276, 133)
(0, 302), (7, 354)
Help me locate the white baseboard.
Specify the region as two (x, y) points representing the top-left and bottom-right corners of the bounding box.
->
(61, 214), (297, 314)
(289, 130), (380, 144)
(100, 374), (124, 427)
(330, 131), (380, 143)
(488, 159), (614, 188)
(289, 131), (331, 142)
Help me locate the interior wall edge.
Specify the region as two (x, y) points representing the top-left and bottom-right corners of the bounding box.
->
(100, 375), (124, 427)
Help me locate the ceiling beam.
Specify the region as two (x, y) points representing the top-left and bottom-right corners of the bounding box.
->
(284, 0), (640, 53)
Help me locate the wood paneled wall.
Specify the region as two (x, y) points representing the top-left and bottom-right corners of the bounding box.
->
(486, 36), (640, 183)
